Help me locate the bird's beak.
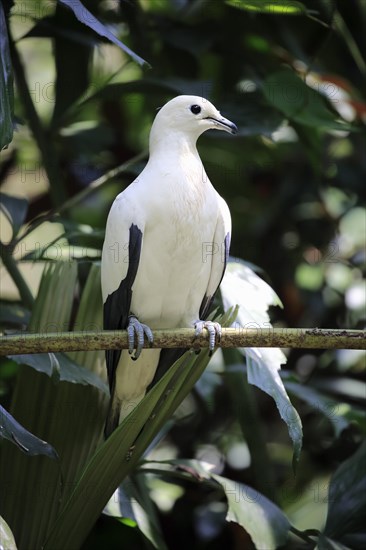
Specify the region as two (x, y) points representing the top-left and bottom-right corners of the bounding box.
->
(205, 115), (238, 135)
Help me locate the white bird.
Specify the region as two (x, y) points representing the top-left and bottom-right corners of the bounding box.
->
(101, 95), (237, 436)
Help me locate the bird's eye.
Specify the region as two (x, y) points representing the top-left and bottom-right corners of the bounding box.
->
(190, 105), (201, 115)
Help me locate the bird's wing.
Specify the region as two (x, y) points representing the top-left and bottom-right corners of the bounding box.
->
(101, 195), (144, 391)
(199, 196), (231, 319)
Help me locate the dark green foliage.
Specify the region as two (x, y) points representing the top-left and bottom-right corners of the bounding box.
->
(0, 0), (365, 548)
(0, 2), (13, 149)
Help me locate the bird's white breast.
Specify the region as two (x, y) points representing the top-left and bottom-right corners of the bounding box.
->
(129, 156), (220, 328)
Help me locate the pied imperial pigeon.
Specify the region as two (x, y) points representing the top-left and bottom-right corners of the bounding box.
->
(101, 95), (237, 436)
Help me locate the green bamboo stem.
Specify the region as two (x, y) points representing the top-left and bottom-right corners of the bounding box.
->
(0, 328), (364, 356)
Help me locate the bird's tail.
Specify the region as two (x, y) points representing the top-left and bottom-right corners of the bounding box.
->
(104, 391), (146, 438)
(104, 348), (163, 437)
(104, 348), (175, 438)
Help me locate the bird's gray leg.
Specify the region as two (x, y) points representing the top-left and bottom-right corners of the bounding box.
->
(127, 315), (154, 360)
(194, 321), (222, 355)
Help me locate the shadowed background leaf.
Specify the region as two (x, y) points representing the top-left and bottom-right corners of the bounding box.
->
(0, 0), (365, 547)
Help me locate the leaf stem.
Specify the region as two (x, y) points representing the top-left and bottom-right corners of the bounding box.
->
(14, 150), (148, 246)
(290, 526), (318, 545)
(0, 244), (34, 310)
(9, 33), (67, 207)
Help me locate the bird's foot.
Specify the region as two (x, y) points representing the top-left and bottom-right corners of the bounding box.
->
(127, 315), (154, 360)
(194, 320), (222, 355)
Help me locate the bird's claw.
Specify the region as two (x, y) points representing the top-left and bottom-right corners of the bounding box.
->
(127, 315), (154, 360)
(194, 320), (222, 355)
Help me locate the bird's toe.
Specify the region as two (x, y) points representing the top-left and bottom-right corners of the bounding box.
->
(194, 320), (222, 353)
(127, 319), (136, 355)
(194, 320), (205, 338)
(127, 315), (154, 360)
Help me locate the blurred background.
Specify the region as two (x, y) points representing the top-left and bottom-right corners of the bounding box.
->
(1, 0), (365, 548)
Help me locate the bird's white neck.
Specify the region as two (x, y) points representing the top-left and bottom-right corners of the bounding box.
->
(149, 124), (202, 160)
(146, 124), (210, 203)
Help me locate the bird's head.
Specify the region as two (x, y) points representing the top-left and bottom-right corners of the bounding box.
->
(151, 96), (238, 143)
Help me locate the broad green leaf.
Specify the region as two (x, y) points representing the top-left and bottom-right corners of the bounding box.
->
(220, 95), (284, 137)
(220, 260), (302, 468)
(263, 69), (354, 131)
(285, 381), (364, 437)
(227, 0), (306, 15)
(0, 516), (17, 550)
(213, 474), (290, 549)
(0, 404), (58, 460)
(43, 309), (237, 549)
(57, 0), (150, 67)
(43, 352), (200, 549)
(51, 3), (93, 127)
(324, 442), (366, 545)
(1, 261), (108, 549)
(0, 193), (28, 238)
(0, 2), (13, 149)
(247, 356), (303, 470)
(29, 261), (78, 332)
(82, 78), (215, 105)
(221, 259), (283, 326)
(68, 263), (105, 376)
(8, 353), (108, 394)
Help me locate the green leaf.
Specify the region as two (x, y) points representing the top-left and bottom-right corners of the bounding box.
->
(82, 78), (215, 105)
(28, 261), (77, 332)
(221, 259), (284, 326)
(323, 442), (366, 546)
(263, 69), (354, 131)
(285, 381), (363, 437)
(226, 0), (307, 15)
(0, 404), (58, 460)
(8, 353), (108, 394)
(43, 352), (199, 549)
(0, 261), (108, 549)
(146, 459), (291, 550)
(0, 193), (28, 238)
(247, 356), (303, 470)
(51, 4), (93, 127)
(213, 474), (290, 549)
(0, 302), (30, 327)
(221, 95), (284, 137)
(57, 0), (150, 67)
(0, 515), (17, 550)
(220, 260), (302, 469)
(67, 263), (105, 374)
(0, 2), (13, 149)
(43, 309), (236, 549)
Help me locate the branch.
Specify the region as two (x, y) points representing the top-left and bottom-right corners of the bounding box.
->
(0, 328), (365, 356)
(9, 33), (66, 206)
